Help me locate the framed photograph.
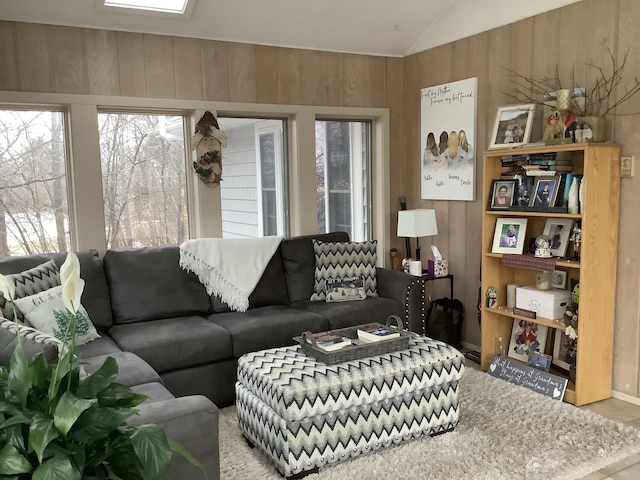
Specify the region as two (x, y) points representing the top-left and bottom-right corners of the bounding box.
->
(528, 351), (552, 372)
(516, 176), (534, 207)
(530, 176), (561, 208)
(491, 218), (528, 254)
(553, 329), (577, 371)
(489, 179), (517, 209)
(508, 319), (548, 363)
(489, 104), (535, 149)
(543, 218), (573, 257)
(551, 270), (567, 289)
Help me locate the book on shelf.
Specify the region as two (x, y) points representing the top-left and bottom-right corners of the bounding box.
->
(357, 325), (400, 343)
(310, 332), (352, 351)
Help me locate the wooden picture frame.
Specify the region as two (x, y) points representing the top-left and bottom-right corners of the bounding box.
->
(543, 218), (574, 257)
(530, 176), (561, 208)
(491, 218), (528, 254)
(489, 104), (535, 149)
(489, 179), (517, 210)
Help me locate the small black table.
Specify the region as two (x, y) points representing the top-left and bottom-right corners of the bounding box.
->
(420, 271), (454, 299)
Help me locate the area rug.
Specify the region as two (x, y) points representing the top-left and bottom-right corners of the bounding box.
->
(219, 368), (640, 480)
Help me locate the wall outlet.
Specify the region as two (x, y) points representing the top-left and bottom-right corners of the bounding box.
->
(621, 156), (635, 177)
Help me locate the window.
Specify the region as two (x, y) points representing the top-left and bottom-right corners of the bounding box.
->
(98, 112), (189, 249)
(315, 120), (372, 241)
(0, 109), (70, 256)
(218, 118), (288, 238)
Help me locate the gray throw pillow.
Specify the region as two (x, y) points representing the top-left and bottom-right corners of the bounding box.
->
(310, 240), (378, 301)
(0, 317), (61, 364)
(0, 259), (61, 322)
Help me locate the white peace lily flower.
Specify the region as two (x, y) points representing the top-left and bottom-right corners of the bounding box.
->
(62, 275), (85, 315)
(60, 251), (81, 286)
(0, 273), (15, 302)
(565, 325), (578, 340)
(61, 252), (84, 314)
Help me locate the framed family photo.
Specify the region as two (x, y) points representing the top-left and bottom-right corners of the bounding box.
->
(491, 218), (528, 254)
(553, 330), (577, 371)
(530, 176), (561, 208)
(543, 218), (573, 257)
(508, 319), (549, 363)
(489, 179), (517, 209)
(489, 104), (535, 149)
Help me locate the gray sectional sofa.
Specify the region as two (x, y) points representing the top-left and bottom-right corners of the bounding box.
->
(0, 231), (425, 479)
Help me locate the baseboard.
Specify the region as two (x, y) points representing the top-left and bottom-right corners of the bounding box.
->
(611, 389), (640, 407)
(461, 341), (480, 352)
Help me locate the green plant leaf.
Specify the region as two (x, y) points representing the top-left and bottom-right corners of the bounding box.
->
(168, 438), (206, 477)
(8, 343), (32, 407)
(1, 423), (26, 453)
(0, 410), (31, 429)
(98, 383), (146, 408)
(128, 425), (172, 480)
(76, 357), (118, 399)
(32, 453), (79, 480)
(53, 391), (96, 436)
(29, 354), (48, 391)
(0, 444), (32, 475)
(29, 412), (60, 463)
(70, 406), (137, 443)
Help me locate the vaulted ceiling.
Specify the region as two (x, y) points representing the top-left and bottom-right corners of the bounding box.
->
(0, 0), (581, 57)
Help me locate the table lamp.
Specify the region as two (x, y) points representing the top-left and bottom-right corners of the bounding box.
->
(397, 209), (438, 262)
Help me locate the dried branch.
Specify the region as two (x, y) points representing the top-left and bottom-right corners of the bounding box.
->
(502, 47), (640, 117)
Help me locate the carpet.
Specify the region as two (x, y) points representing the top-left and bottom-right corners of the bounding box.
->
(218, 368), (640, 480)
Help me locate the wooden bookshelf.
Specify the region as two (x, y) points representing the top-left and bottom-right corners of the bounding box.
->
(480, 143), (621, 406)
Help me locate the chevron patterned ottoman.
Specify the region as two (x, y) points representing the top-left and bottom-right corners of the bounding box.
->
(236, 335), (465, 478)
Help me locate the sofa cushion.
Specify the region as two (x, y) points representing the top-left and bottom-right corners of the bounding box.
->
(14, 285), (100, 346)
(131, 382), (176, 402)
(0, 259), (60, 322)
(310, 239), (378, 301)
(280, 232), (350, 303)
(0, 251), (114, 331)
(104, 247), (212, 324)
(108, 316), (233, 373)
(0, 317), (61, 364)
(291, 297), (401, 330)
(77, 335), (122, 358)
(81, 351), (161, 387)
(210, 306), (329, 357)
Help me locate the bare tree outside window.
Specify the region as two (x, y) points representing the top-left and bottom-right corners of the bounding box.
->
(0, 110), (69, 256)
(98, 113), (188, 249)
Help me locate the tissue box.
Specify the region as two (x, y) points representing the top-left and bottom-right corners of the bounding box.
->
(427, 259), (448, 277)
(515, 286), (571, 319)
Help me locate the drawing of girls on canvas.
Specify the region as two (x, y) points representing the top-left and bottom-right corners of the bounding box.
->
(422, 132), (439, 170)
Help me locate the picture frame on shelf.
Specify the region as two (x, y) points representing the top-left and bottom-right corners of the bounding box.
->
(543, 218), (574, 257)
(553, 329), (577, 372)
(491, 218), (528, 254)
(528, 351), (552, 372)
(530, 176), (561, 208)
(552, 270), (568, 289)
(489, 179), (517, 210)
(516, 176), (535, 207)
(489, 104), (535, 149)
(508, 319), (549, 363)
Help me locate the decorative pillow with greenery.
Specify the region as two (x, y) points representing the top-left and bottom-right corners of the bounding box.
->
(0, 253), (202, 480)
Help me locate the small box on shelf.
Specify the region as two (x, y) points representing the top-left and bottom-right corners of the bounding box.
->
(516, 286), (571, 319)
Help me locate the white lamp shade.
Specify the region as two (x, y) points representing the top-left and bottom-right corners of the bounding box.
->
(397, 209), (438, 238)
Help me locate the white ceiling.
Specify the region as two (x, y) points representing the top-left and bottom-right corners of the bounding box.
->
(0, 0), (581, 57)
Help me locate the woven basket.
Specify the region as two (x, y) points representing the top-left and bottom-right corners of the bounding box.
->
(293, 315), (413, 365)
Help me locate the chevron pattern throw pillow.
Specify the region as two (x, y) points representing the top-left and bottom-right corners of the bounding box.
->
(310, 240), (377, 301)
(0, 259), (61, 322)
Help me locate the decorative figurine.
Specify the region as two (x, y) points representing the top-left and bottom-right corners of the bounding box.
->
(486, 287), (497, 308)
(534, 235), (552, 258)
(570, 221), (582, 260)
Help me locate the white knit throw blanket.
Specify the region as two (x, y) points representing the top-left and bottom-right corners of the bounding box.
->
(179, 236), (283, 312)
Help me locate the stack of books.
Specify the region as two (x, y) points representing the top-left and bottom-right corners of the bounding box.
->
(501, 152), (573, 177)
(309, 332), (352, 351)
(357, 325), (400, 343)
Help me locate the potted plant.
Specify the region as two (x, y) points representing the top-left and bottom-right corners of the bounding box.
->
(0, 253), (202, 479)
(504, 48), (640, 142)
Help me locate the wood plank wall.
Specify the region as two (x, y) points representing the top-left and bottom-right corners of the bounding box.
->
(403, 0), (640, 399)
(0, 0), (639, 400)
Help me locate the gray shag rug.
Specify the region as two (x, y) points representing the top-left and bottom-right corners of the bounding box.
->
(219, 368), (640, 480)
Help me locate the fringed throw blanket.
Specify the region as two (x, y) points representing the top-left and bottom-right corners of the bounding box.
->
(179, 236), (283, 312)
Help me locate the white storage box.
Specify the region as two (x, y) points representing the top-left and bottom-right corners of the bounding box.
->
(515, 286), (571, 319)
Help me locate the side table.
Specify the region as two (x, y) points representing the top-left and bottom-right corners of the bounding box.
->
(420, 271), (454, 299)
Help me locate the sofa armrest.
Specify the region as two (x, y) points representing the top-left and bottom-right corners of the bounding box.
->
(376, 267), (425, 334)
(127, 396), (220, 480)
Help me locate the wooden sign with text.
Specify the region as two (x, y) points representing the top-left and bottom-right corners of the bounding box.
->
(488, 355), (568, 401)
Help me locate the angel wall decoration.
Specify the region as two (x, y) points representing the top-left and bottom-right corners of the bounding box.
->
(190, 111), (228, 186)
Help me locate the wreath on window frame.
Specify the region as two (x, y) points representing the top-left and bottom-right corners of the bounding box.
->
(190, 111), (228, 187)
